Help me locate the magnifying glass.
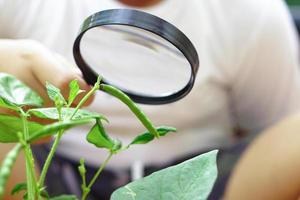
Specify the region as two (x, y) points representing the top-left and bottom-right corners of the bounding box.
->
(73, 9), (199, 105)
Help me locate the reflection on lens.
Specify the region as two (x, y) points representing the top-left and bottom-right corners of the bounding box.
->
(80, 25), (191, 97)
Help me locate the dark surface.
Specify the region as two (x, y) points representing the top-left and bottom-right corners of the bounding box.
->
(290, 6), (300, 34)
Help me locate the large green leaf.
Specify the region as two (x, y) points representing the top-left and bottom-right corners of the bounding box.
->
(28, 118), (94, 142)
(0, 73), (43, 108)
(0, 114), (43, 143)
(111, 150), (218, 200)
(28, 107), (107, 121)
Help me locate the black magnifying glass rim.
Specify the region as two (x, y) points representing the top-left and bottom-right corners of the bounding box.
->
(73, 9), (199, 105)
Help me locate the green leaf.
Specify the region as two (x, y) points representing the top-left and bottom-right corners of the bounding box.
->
(0, 114), (43, 143)
(28, 118), (94, 142)
(68, 79), (84, 106)
(11, 182), (27, 195)
(86, 120), (120, 152)
(28, 107), (108, 121)
(49, 195), (78, 200)
(0, 73), (43, 108)
(130, 133), (154, 145)
(0, 98), (18, 111)
(129, 126), (176, 146)
(111, 150), (218, 200)
(157, 126), (177, 136)
(46, 82), (66, 105)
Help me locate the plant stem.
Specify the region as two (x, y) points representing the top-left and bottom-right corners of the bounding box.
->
(38, 104), (65, 190)
(38, 129), (64, 188)
(21, 110), (38, 199)
(38, 105), (64, 187)
(38, 80), (100, 190)
(81, 152), (113, 200)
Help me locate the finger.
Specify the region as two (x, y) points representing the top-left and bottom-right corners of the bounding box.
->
(31, 50), (95, 106)
(58, 73), (95, 107)
(53, 53), (95, 107)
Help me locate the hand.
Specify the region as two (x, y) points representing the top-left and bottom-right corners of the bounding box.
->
(0, 39), (95, 198)
(0, 39), (94, 107)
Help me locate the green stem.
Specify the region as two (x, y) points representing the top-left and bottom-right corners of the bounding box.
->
(81, 152), (113, 200)
(38, 129), (64, 188)
(38, 79), (101, 190)
(37, 105), (65, 188)
(21, 110), (38, 199)
(100, 84), (159, 138)
(38, 105), (65, 190)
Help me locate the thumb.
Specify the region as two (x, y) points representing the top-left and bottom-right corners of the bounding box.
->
(54, 54), (95, 107)
(32, 51), (95, 107)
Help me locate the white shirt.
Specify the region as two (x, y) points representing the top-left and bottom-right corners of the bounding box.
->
(1, 0), (300, 168)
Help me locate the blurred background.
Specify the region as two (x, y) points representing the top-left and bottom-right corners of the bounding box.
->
(288, 0), (300, 34)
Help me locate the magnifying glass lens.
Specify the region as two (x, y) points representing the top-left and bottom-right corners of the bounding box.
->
(74, 9), (199, 104)
(80, 25), (191, 97)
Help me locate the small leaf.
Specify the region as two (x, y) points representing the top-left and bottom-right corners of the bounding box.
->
(68, 79), (84, 106)
(46, 82), (66, 105)
(0, 114), (43, 143)
(157, 126), (176, 136)
(129, 126), (176, 146)
(28, 118), (94, 142)
(0, 73), (43, 108)
(11, 182), (27, 195)
(28, 107), (108, 122)
(49, 195), (78, 200)
(86, 120), (119, 151)
(111, 150), (218, 200)
(130, 133), (154, 145)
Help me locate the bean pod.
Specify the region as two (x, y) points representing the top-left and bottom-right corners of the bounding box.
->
(0, 144), (22, 199)
(100, 84), (160, 138)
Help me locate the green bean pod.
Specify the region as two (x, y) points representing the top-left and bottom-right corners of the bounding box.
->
(100, 84), (160, 138)
(0, 144), (22, 199)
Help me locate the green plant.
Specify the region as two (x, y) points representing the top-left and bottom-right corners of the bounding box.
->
(0, 73), (218, 200)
